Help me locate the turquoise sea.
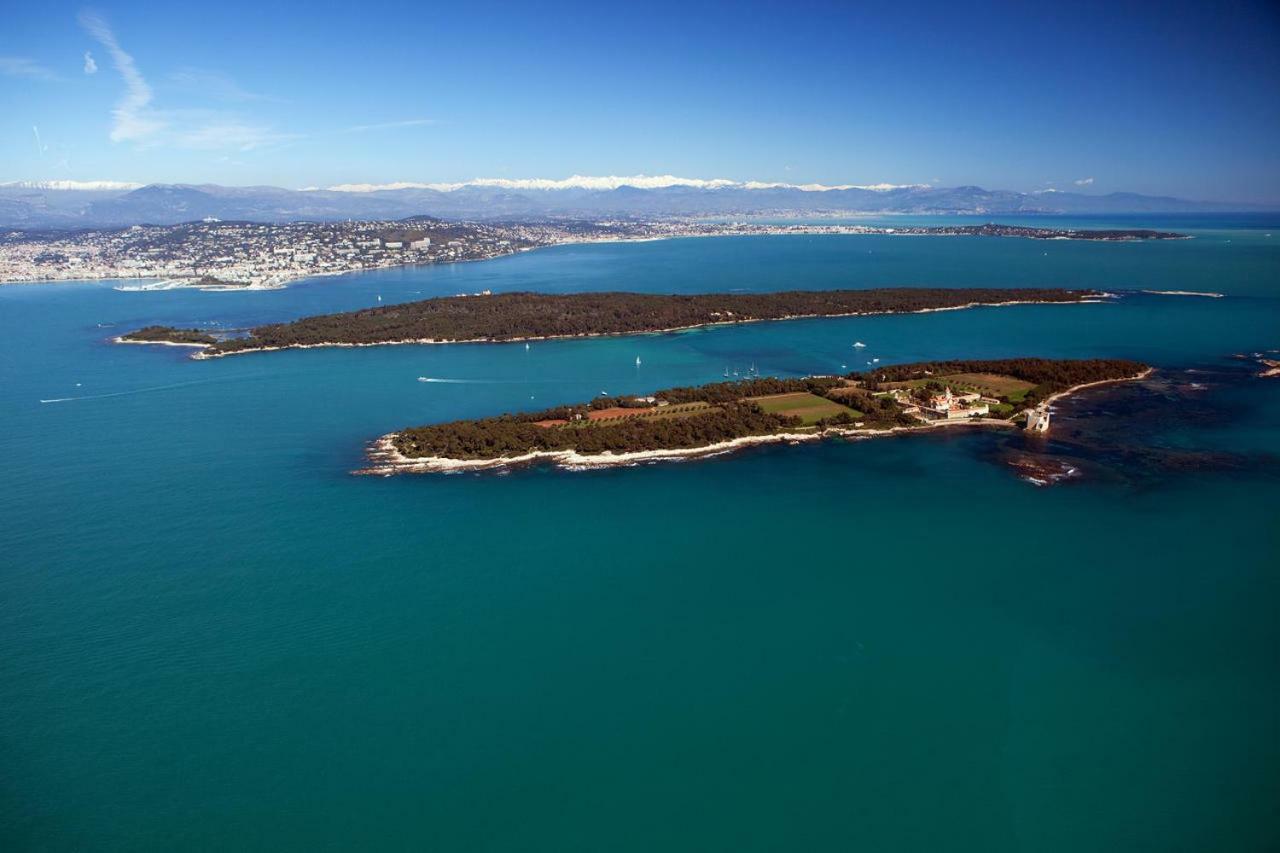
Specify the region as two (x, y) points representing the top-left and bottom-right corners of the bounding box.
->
(2, 219), (1278, 851)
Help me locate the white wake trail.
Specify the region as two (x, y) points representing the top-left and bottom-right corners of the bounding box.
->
(40, 378), (228, 404)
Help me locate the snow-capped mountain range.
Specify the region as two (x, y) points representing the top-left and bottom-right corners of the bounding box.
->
(0, 175), (1262, 228)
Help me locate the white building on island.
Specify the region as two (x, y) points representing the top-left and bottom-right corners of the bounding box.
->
(925, 386), (989, 419)
(1025, 405), (1051, 432)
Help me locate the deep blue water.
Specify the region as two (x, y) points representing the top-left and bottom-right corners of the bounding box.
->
(2, 224), (1278, 851)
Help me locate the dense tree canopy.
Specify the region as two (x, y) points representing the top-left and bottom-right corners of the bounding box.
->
(125, 288), (1099, 354)
(393, 402), (800, 460)
(121, 326), (217, 345)
(389, 358), (1147, 461)
(851, 358), (1146, 407)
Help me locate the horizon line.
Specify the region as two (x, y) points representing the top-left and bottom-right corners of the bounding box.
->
(1, 175), (1275, 207)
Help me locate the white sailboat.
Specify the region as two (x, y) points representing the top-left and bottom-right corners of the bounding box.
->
(635, 356), (642, 366)
(853, 341), (867, 348)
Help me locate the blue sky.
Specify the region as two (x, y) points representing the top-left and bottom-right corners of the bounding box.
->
(3, 0), (1279, 202)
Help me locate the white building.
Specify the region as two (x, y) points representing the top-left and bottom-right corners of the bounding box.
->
(926, 387), (989, 419)
(1025, 405), (1051, 432)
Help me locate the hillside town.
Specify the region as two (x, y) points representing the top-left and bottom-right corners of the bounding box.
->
(0, 219), (545, 289)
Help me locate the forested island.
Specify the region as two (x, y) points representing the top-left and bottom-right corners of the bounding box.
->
(901, 224), (1184, 240)
(116, 325), (217, 345)
(119, 287), (1105, 356)
(363, 358), (1149, 474)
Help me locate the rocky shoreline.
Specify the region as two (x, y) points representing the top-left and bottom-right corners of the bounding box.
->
(355, 420), (1018, 476)
(357, 369), (1154, 476)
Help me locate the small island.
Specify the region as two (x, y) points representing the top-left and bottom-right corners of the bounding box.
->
(879, 224), (1185, 241)
(361, 358), (1150, 475)
(119, 287), (1106, 357)
(116, 325), (217, 346)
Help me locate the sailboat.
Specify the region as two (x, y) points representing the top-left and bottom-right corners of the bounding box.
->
(853, 341), (867, 348)
(376, 294), (382, 302)
(635, 356), (642, 366)
(525, 342), (530, 351)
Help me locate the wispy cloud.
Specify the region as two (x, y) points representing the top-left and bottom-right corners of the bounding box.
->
(0, 57), (58, 81)
(1074, 177), (1095, 186)
(33, 126), (47, 158)
(173, 119), (300, 151)
(341, 118), (437, 134)
(74, 14), (423, 156)
(76, 12), (294, 153)
(167, 68), (274, 102)
(78, 10), (162, 143)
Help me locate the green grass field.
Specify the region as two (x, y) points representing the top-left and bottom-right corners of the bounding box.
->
(748, 392), (863, 426)
(889, 373), (1036, 402)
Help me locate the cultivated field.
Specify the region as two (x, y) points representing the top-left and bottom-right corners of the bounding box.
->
(537, 402), (713, 428)
(941, 372), (1037, 400)
(747, 392), (862, 426)
(535, 393), (866, 432)
(887, 373), (1036, 401)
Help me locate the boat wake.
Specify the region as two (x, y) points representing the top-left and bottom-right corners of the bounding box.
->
(40, 378), (226, 404)
(1141, 289), (1225, 298)
(417, 376), (497, 384)
(416, 376), (576, 385)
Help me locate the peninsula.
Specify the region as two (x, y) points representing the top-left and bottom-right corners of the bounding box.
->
(3, 219), (1184, 290)
(361, 358), (1150, 474)
(119, 287), (1106, 357)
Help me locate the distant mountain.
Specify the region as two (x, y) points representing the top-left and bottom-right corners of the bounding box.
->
(0, 178), (1265, 228)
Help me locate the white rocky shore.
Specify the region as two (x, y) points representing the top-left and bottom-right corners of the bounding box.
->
(356, 418), (1022, 476)
(113, 336), (210, 348)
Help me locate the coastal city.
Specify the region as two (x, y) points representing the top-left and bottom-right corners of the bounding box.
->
(0, 218), (539, 289)
(0, 218), (1182, 290)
